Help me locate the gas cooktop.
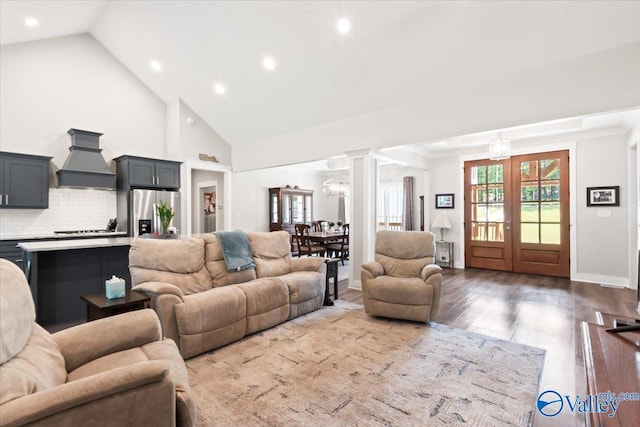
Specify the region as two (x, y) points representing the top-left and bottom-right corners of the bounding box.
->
(54, 229), (112, 235)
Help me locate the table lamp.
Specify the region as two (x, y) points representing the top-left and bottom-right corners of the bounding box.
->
(431, 213), (451, 241)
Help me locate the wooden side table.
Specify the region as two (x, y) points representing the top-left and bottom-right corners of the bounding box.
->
(324, 259), (339, 306)
(80, 290), (150, 321)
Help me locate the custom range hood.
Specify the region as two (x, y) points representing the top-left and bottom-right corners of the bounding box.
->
(57, 129), (116, 189)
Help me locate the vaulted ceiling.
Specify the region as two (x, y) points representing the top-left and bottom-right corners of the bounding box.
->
(2, 1), (639, 161)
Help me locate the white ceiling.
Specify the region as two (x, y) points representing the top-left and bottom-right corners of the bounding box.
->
(2, 1), (640, 159)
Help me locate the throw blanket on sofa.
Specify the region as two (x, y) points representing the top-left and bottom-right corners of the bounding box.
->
(214, 230), (256, 272)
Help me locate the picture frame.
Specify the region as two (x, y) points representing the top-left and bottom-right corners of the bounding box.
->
(435, 193), (455, 209)
(586, 186), (620, 207)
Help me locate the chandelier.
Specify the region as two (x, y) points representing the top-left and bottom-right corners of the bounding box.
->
(322, 179), (349, 197)
(489, 132), (511, 160)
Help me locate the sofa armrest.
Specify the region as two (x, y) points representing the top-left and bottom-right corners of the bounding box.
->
(420, 264), (442, 281)
(361, 261), (384, 278)
(133, 281), (184, 300)
(0, 361), (174, 427)
(290, 257), (324, 273)
(54, 309), (162, 373)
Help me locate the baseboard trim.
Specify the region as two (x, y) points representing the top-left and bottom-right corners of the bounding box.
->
(572, 273), (629, 288)
(348, 279), (362, 291)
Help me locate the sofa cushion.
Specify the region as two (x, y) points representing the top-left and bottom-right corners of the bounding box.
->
(0, 324), (66, 405)
(130, 238), (213, 295)
(367, 276), (433, 305)
(203, 234), (257, 287)
(280, 272), (324, 304)
(280, 271), (325, 319)
(235, 278), (289, 335)
(175, 287), (247, 358)
(247, 231), (292, 278)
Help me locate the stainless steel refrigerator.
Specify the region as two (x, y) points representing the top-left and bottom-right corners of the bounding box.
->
(129, 189), (181, 237)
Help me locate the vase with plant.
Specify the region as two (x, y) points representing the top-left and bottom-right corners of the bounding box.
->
(156, 201), (175, 235)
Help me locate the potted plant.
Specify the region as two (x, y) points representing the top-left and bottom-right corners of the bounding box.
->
(156, 201), (175, 235)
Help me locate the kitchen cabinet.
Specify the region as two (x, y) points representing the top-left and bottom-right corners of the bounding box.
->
(0, 152), (52, 209)
(114, 155), (181, 190)
(269, 187), (313, 233)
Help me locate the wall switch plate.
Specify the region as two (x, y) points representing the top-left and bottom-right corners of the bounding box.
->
(596, 209), (612, 218)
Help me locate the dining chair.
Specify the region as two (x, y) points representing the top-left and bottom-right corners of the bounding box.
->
(311, 220), (327, 232)
(325, 224), (349, 265)
(294, 223), (326, 257)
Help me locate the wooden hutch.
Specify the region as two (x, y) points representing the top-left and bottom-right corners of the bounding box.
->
(269, 187), (313, 233)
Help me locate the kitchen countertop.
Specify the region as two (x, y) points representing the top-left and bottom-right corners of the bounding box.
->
(1, 231), (127, 241)
(18, 237), (134, 252)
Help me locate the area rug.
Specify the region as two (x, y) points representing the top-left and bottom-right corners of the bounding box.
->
(186, 301), (545, 426)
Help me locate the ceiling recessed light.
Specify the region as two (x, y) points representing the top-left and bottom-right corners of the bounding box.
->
(149, 60), (162, 72)
(213, 83), (226, 95)
(262, 57), (276, 71)
(24, 17), (39, 27)
(337, 17), (351, 34)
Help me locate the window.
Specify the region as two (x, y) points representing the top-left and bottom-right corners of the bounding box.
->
(378, 181), (403, 230)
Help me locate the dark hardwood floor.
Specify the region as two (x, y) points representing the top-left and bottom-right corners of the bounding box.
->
(338, 267), (638, 427)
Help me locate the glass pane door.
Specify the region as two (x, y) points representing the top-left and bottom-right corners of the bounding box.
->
(270, 192), (278, 223)
(283, 194), (291, 224)
(519, 158), (561, 244)
(292, 194), (304, 223)
(470, 164), (505, 242)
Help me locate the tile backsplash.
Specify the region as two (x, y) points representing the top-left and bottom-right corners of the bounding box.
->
(0, 188), (117, 236)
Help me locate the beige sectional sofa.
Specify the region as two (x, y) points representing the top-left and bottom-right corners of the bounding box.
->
(129, 231), (325, 359)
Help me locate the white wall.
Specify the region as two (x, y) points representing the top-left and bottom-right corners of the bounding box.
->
(575, 133), (629, 283)
(232, 167), (331, 232)
(0, 34), (167, 167)
(177, 99), (231, 165)
(426, 156), (462, 262)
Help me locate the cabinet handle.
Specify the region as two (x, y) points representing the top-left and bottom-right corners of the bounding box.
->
(4, 195), (7, 205)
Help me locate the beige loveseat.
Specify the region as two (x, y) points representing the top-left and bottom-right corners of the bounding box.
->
(130, 231), (325, 359)
(0, 259), (195, 427)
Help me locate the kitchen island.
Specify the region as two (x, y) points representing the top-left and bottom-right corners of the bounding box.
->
(19, 238), (134, 326)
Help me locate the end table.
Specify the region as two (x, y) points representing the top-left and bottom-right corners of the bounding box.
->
(324, 258), (339, 306)
(435, 241), (454, 268)
(80, 290), (150, 322)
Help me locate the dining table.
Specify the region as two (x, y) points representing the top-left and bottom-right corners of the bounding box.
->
(307, 231), (344, 244)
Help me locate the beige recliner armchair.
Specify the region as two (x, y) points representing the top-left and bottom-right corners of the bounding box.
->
(0, 259), (195, 427)
(361, 231), (443, 323)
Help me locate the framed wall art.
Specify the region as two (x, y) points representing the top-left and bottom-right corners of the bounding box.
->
(435, 193), (455, 209)
(586, 186), (619, 207)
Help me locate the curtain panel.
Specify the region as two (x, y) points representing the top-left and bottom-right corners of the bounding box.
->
(403, 176), (414, 230)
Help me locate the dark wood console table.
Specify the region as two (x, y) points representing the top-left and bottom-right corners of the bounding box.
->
(581, 312), (640, 426)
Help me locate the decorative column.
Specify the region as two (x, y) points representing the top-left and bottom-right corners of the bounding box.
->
(345, 149), (383, 290)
